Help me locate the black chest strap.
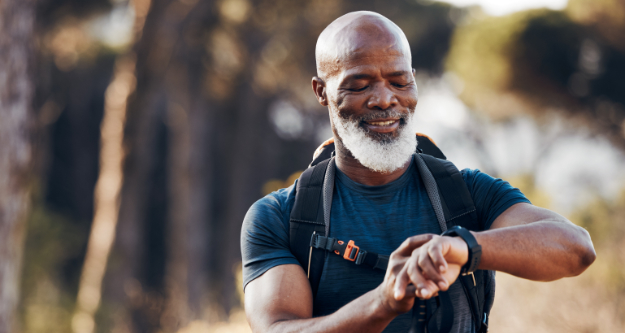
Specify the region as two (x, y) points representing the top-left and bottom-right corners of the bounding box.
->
(310, 234), (389, 270)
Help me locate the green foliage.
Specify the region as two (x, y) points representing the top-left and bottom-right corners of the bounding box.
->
(568, 0), (625, 51)
(447, 3), (625, 150)
(20, 201), (89, 333)
(446, 9), (539, 119)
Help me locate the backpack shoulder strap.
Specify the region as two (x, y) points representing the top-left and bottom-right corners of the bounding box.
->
(289, 157), (335, 298)
(416, 133), (446, 160)
(414, 153), (491, 332)
(415, 153), (478, 231)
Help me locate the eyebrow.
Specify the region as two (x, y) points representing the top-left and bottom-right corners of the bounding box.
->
(343, 73), (375, 81)
(386, 70), (411, 77)
(343, 70), (411, 82)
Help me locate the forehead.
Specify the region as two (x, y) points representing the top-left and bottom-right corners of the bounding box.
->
(334, 47), (411, 81)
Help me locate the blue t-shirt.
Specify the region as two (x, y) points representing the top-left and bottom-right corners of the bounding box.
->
(241, 160), (530, 332)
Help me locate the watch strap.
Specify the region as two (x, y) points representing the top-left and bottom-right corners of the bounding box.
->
(442, 226), (482, 274)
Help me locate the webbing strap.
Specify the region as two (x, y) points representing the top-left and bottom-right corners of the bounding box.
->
(414, 154), (447, 233)
(419, 154), (479, 230)
(322, 158), (335, 236)
(427, 292), (454, 333)
(408, 299), (428, 333)
(310, 234), (389, 271)
(417, 153), (485, 331)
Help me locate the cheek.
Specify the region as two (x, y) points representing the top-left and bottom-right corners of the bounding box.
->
(336, 93), (367, 111)
(406, 97), (418, 110)
(399, 90), (418, 110)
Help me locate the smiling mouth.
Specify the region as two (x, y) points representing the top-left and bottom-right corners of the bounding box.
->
(366, 120), (398, 126)
(362, 118), (401, 133)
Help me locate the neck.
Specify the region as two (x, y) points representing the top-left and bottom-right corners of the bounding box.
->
(334, 138), (412, 186)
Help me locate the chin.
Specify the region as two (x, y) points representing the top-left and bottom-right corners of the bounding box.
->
(334, 113), (417, 174)
(361, 126), (402, 143)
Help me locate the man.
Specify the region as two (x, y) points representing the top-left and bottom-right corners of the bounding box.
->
(241, 11), (596, 333)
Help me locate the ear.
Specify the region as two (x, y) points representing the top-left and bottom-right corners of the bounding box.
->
(412, 68), (419, 98)
(312, 76), (328, 106)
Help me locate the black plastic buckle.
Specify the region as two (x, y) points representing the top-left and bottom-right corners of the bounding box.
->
(355, 250), (367, 265)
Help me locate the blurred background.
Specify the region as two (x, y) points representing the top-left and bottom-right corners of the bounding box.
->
(1, 0), (624, 332)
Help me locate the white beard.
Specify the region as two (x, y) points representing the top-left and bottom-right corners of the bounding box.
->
(331, 108), (417, 173)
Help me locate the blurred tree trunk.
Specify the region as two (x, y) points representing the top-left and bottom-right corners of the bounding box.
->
(72, 56), (136, 333)
(0, 0), (36, 332)
(107, 0), (217, 331)
(157, 1), (216, 328)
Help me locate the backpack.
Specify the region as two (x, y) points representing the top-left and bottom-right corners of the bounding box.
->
(289, 133), (494, 333)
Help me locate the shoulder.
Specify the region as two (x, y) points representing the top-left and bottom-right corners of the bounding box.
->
(241, 182), (299, 289)
(459, 168), (531, 230)
(242, 183), (297, 235)
(460, 168), (524, 198)
(460, 168), (498, 187)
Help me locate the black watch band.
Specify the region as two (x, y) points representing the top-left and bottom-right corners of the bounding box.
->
(442, 226), (482, 275)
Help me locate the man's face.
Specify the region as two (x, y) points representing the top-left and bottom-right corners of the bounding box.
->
(326, 46), (418, 140)
(322, 40), (419, 173)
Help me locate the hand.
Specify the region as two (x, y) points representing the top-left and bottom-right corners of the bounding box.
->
(376, 234), (436, 315)
(393, 234), (469, 300)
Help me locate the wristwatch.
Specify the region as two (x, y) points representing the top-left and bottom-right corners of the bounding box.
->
(442, 226), (482, 275)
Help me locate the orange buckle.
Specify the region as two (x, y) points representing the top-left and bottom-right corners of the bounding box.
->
(343, 240), (359, 262)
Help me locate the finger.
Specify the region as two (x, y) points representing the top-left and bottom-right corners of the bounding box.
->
(405, 256), (439, 299)
(415, 278), (438, 300)
(394, 234), (435, 256)
(393, 262), (412, 300)
(405, 284), (417, 298)
(417, 250), (448, 291)
(428, 241), (449, 275)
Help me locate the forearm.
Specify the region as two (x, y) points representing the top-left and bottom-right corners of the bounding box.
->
(475, 220), (596, 281)
(265, 286), (396, 333)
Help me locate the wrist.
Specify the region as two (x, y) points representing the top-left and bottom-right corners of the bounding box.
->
(373, 285), (402, 320)
(449, 236), (470, 266)
(442, 226), (482, 274)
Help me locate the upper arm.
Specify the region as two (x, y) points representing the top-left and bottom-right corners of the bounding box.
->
(241, 187), (313, 332)
(245, 264), (313, 332)
(489, 202), (572, 229)
(241, 188), (300, 291)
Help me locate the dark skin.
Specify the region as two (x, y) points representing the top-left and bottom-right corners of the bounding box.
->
(245, 11), (596, 333)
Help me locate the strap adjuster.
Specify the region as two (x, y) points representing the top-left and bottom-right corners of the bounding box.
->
(355, 250), (367, 265)
(343, 240), (359, 261)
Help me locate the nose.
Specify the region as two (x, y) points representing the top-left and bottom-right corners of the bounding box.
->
(366, 82), (398, 110)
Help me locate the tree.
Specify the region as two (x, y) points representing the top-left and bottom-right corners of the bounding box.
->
(0, 0), (36, 332)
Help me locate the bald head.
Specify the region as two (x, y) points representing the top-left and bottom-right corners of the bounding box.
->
(315, 11), (412, 80)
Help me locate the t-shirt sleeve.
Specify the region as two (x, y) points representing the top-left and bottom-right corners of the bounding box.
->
(240, 184), (300, 291)
(461, 169), (531, 230)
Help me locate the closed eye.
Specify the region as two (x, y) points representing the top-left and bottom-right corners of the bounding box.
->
(349, 86), (368, 92)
